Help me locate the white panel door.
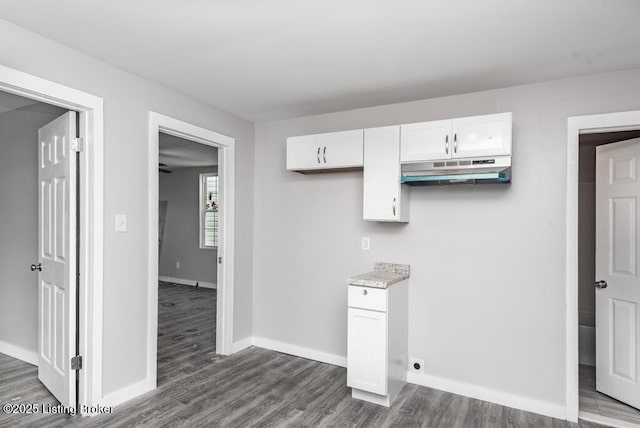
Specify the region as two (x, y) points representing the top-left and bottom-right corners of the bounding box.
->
(596, 138), (640, 409)
(347, 307), (387, 395)
(451, 112), (512, 159)
(363, 125), (404, 221)
(38, 112), (77, 408)
(400, 120), (451, 162)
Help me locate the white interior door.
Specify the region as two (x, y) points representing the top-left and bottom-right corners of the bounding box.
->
(596, 137), (640, 409)
(37, 111), (77, 407)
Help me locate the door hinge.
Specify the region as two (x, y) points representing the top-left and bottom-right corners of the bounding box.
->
(218, 257), (222, 264)
(71, 355), (83, 370)
(71, 137), (84, 153)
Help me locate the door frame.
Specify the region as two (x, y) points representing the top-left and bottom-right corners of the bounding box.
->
(566, 110), (640, 422)
(0, 64), (104, 411)
(147, 112), (235, 390)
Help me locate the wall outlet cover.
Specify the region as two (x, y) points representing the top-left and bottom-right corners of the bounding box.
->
(409, 357), (424, 374)
(361, 237), (370, 251)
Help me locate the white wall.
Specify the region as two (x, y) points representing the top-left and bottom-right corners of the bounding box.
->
(0, 103), (66, 357)
(159, 166), (218, 285)
(253, 68), (640, 410)
(0, 19), (255, 397)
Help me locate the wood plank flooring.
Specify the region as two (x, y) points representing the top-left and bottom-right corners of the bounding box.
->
(1, 283), (607, 427)
(580, 364), (640, 425)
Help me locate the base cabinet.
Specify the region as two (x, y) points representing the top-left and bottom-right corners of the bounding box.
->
(347, 282), (408, 407)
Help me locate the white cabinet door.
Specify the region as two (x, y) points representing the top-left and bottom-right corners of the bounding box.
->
(286, 129), (363, 172)
(451, 112), (512, 159)
(363, 126), (408, 222)
(347, 307), (387, 396)
(400, 120), (451, 162)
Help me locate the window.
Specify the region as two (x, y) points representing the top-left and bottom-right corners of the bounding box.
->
(199, 173), (219, 248)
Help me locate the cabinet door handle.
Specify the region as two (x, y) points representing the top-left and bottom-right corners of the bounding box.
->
(323, 146), (327, 163)
(362, 289), (368, 296)
(454, 133), (457, 153)
(445, 135), (449, 155)
(317, 146), (321, 164)
(392, 197), (397, 217)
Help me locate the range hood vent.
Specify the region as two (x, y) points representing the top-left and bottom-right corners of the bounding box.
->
(400, 156), (511, 186)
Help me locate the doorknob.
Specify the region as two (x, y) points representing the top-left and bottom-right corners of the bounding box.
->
(30, 263), (42, 272)
(595, 280), (608, 289)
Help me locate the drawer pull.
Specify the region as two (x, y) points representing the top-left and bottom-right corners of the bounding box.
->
(362, 289), (368, 295)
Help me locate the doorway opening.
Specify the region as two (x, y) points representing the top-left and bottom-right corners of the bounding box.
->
(577, 130), (640, 426)
(146, 112), (235, 392)
(566, 111), (640, 426)
(0, 65), (104, 420)
(156, 133), (220, 386)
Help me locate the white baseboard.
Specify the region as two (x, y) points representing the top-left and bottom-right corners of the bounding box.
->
(0, 340), (38, 366)
(579, 325), (596, 367)
(579, 410), (640, 428)
(248, 337), (566, 420)
(100, 378), (154, 408)
(159, 276), (216, 290)
(407, 371), (566, 420)
(231, 337), (253, 353)
(252, 337), (347, 367)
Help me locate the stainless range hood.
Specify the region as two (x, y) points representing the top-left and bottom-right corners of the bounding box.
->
(400, 156), (511, 186)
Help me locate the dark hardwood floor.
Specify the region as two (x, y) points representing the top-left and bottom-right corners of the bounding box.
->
(1, 283), (607, 427)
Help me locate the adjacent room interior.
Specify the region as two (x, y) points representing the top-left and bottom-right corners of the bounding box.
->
(578, 130), (640, 426)
(156, 133), (220, 386)
(0, 90), (74, 410)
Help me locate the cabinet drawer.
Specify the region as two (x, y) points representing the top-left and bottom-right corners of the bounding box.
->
(348, 286), (387, 312)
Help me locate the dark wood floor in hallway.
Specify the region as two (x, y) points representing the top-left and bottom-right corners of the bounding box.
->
(1, 283), (606, 427)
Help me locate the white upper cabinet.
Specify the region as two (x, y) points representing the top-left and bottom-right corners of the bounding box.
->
(400, 112), (512, 162)
(363, 126), (409, 222)
(400, 120), (451, 162)
(451, 112), (512, 159)
(287, 129), (364, 172)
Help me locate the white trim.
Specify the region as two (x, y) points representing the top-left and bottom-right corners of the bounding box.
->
(159, 276), (216, 290)
(0, 340), (38, 366)
(252, 337), (347, 367)
(566, 110), (640, 423)
(579, 325), (596, 367)
(148, 112), (236, 394)
(407, 371), (566, 420)
(100, 378), (153, 408)
(0, 64), (104, 411)
(579, 411), (640, 428)
(231, 337), (254, 353)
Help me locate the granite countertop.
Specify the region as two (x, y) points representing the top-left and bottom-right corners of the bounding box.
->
(347, 262), (410, 289)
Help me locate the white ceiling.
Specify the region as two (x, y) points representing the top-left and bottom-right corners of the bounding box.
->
(1, 0), (639, 121)
(159, 133), (217, 169)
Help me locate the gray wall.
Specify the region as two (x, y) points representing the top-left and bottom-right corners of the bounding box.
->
(159, 167), (218, 284)
(0, 19), (255, 397)
(253, 68), (640, 408)
(0, 104), (66, 354)
(578, 145), (596, 327)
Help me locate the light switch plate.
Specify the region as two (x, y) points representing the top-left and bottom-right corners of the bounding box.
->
(115, 214), (127, 232)
(361, 237), (370, 251)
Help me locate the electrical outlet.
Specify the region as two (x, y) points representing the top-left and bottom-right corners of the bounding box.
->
(115, 214), (127, 232)
(176, 261), (181, 269)
(409, 357), (424, 374)
(361, 237), (370, 251)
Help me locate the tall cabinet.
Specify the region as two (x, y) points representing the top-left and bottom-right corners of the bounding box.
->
(362, 125), (410, 222)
